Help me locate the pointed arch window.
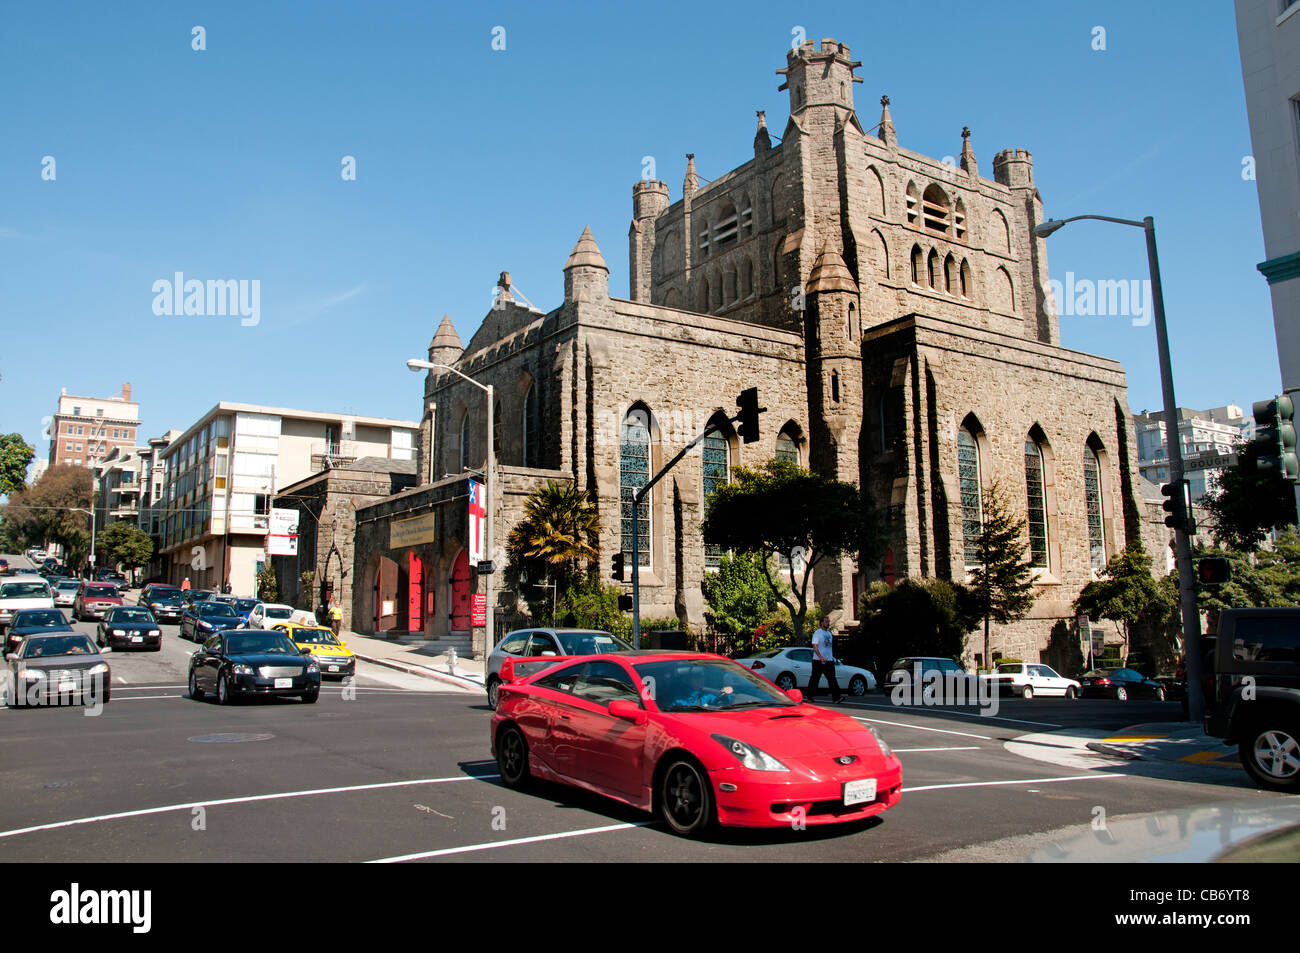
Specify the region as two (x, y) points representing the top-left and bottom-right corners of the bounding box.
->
(620, 410), (651, 568)
(1025, 438), (1049, 568)
(523, 383), (540, 468)
(958, 428), (983, 566)
(911, 245), (923, 285)
(702, 427), (730, 569)
(458, 411), (471, 473)
(776, 432), (799, 463)
(1084, 446), (1105, 570)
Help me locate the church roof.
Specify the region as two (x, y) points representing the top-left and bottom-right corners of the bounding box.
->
(563, 226), (608, 271)
(429, 313), (463, 351)
(806, 246), (858, 293)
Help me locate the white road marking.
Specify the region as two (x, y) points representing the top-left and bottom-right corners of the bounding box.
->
(905, 774), (1122, 792)
(114, 685), (186, 691)
(852, 716), (992, 740)
(112, 695), (183, 701)
(0, 773), (501, 841)
(368, 822), (656, 863)
(892, 746), (981, 753)
(843, 702), (1061, 728)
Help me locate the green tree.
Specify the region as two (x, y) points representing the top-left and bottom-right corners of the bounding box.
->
(966, 481), (1037, 667)
(3, 465), (94, 568)
(1074, 542), (1174, 665)
(702, 459), (880, 643)
(1202, 439), (1297, 550)
(702, 551), (779, 637)
(256, 567), (279, 602)
(505, 480), (602, 622)
(857, 578), (975, 671)
(0, 434), (35, 497)
(98, 521), (154, 572)
(1194, 529), (1300, 613)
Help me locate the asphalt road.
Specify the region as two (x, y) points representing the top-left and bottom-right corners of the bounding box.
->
(2, 553), (1287, 863)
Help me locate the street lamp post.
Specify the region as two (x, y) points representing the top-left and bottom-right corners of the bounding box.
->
(1035, 213), (1205, 723)
(407, 359), (495, 662)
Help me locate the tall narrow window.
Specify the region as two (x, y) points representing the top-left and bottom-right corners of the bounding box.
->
(620, 411), (651, 568)
(523, 383), (539, 468)
(958, 429), (982, 566)
(702, 432), (729, 569)
(1084, 447), (1105, 570)
(910, 245), (923, 284)
(458, 412), (470, 473)
(493, 401), (503, 461)
(1025, 439), (1048, 568)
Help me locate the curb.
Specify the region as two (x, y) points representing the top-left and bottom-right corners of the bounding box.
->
(353, 653), (484, 692)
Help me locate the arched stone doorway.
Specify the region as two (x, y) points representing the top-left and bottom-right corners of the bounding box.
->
(450, 550), (470, 633)
(374, 555), (399, 633)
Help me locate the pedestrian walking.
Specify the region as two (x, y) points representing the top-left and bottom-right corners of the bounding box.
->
(328, 598), (342, 636)
(807, 616), (844, 704)
(181, 577), (191, 592)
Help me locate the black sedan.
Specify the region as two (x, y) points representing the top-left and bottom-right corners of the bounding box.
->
(5, 632), (111, 708)
(141, 588), (185, 623)
(4, 608), (75, 658)
(96, 607), (162, 651)
(188, 629), (320, 705)
(180, 601), (243, 640)
(1080, 667), (1168, 701)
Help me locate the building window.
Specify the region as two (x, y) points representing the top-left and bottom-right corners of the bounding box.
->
(702, 432), (729, 569)
(1025, 438), (1048, 568)
(959, 428), (983, 566)
(831, 370), (841, 403)
(922, 184), (950, 233)
(620, 410), (651, 568)
(954, 199), (966, 240)
(523, 382), (540, 468)
(73, 406), (81, 416)
(1084, 447), (1105, 570)
(493, 400), (503, 461)
(458, 412), (470, 473)
(906, 183), (919, 224)
(776, 432), (799, 464)
(698, 222), (710, 260)
(910, 245), (923, 284)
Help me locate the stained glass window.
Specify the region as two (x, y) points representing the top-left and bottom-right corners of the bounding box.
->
(1025, 439), (1048, 568)
(702, 433), (729, 569)
(776, 433), (798, 464)
(620, 413), (651, 568)
(1084, 448), (1105, 570)
(959, 429), (982, 566)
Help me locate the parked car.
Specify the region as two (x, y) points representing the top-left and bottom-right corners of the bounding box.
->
(0, 576), (55, 634)
(1203, 608), (1300, 792)
(485, 628), (633, 709)
(1080, 667), (1168, 701)
(187, 629), (321, 704)
(982, 661), (1082, 699)
(5, 632), (111, 708)
(4, 607), (75, 657)
(492, 652), (903, 836)
(271, 621), (356, 679)
(0, 558), (10, 575)
(180, 601), (244, 640)
(74, 582), (124, 622)
(246, 603), (296, 630)
(885, 656), (985, 702)
(96, 606), (162, 652)
(735, 646), (877, 696)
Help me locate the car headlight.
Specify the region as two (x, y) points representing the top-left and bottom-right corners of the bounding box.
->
(711, 734), (789, 772)
(112, 629), (124, 636)
(18, 669), (42, 680)
(306, 661), (319, 674)
(87, 663), (109, 675)
(232, 663), (254, 675)
(199, 621), (213, 630)
(868, 726), (893, 758)
(148, 630), (160, 636)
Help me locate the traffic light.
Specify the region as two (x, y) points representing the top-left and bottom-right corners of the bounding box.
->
(1252, 395), (1299, 480)
(736, 387), (764, 444)
(1196, 557), (1231, 586)
(617, 594), (634, 612)
(611, 552), (625, 582)
(1161, 480), (1195, 534)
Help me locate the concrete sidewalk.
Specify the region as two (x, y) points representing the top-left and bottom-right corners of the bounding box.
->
(340, 629), (486, 693)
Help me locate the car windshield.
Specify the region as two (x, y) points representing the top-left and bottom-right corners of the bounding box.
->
(198, 603), (237, 618)
(263, 607), (293, 620)
(226, 633), (298, 655)
(56, 582), (80, 592)
(634, 658), (796, 712)
(555, 631), (632, 655)
(1, 583), (49, 598)
(235, 599), (258, 612)
(995, 663), (1023, 674)
(15, 610), (66, 627)
(22, 635), (96, 658)
(151, 587), (180, 596)
(109, 608), (153, 623)
(85, 586), (117, 598)
(293, 628), (340, 646)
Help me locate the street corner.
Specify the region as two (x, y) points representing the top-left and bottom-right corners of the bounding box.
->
(1003, 722), (1251, 787)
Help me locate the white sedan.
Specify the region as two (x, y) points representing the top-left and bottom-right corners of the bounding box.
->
(736, 646), (877, 697)
(245, 603), (296, 629)
(982, 662), (1081, 699)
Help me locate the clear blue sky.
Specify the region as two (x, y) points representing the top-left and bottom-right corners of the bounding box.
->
(0, 0), (1279, 468)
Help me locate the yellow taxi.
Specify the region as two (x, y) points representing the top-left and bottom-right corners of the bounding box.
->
(270, 622), (356, 679)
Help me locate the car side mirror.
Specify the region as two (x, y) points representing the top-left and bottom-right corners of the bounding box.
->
(786, 688), (803, 703)
(541, 650), (556, 657)
(299, 647), (312, 655)
(608, 700), (647, 725)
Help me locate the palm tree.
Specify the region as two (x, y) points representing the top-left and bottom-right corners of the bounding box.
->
(507, 480), (602, 595)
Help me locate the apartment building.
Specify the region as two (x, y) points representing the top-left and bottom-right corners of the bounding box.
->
(1134, 405), (1253, 501)
(47, 384), (140, 470)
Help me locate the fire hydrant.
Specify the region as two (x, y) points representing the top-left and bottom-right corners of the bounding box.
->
(447, 646), (457, 677)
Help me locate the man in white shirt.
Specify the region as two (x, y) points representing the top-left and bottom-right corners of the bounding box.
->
(808, 616), (844, 704)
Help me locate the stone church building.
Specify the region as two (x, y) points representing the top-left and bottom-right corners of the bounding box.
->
(356, 36), (1155, 664)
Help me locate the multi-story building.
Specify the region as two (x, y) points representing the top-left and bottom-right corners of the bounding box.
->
(156, 403), (418, 595)
(1134, 406), (1252, 501)
(47, 385), (140, 470)
(95, 445), (147, 531)
(1236, 0), (1300, 393)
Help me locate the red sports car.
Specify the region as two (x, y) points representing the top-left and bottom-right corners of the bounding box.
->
(491, 651), (903, 837)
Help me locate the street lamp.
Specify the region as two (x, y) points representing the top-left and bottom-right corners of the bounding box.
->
(1035, 213), (1205, 724)
(407, 358), (495, 661)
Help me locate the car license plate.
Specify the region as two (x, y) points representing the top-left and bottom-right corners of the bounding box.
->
(328, 665), (339, 672)
(843, 779), (877, 806)
(274, 678), (292, 689)
(131, 635), (143, 643)
(58, 680), (76, 693)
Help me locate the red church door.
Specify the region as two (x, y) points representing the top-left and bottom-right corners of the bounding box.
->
(408, 552), (424, 633)
(450, 550), (470, 632)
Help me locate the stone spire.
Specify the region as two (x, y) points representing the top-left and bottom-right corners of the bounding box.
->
(683, 153), (698, 199)
(754, 111), (771, 155)
(960, 126), (978, 176)
(563, 226), (609, 304)
(806, 244), (859, 294)
(877, 94), (896, 147)
(427, 313), (463, 365)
